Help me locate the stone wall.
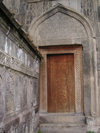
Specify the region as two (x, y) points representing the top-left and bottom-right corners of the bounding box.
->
(0, 2), (41, 133)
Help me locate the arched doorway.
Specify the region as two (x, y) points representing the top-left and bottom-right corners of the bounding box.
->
(29, 3), (98, 125)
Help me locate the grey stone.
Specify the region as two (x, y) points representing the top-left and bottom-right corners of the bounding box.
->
(0, 2), (41, 133)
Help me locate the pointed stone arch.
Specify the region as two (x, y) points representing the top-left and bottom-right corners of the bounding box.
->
(29, 3), (95, 43)
(28, 3), (98, 119)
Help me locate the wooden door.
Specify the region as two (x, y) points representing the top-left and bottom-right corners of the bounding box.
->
(47, 54), (75, 113)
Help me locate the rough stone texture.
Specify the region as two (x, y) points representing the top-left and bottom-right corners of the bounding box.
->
(0, 3), (41, 133)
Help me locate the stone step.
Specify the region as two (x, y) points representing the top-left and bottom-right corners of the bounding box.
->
(40, 124), (87, 133)
(39, 113), (85, 124)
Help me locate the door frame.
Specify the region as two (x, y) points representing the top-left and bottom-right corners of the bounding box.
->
(39, 45), (83, 114)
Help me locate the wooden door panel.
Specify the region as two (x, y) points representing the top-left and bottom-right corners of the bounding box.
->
(47, 54), (75, 113)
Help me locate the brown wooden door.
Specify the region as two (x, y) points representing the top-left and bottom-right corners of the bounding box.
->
(47, 54), (75, 113)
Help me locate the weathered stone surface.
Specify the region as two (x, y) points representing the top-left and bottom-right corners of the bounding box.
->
(0, 2), (41, 133)
(30, 11), (87, 45)
(40, 124), (87, 133)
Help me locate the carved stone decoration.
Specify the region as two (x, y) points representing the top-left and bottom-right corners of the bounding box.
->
(81, 0), (94, 20)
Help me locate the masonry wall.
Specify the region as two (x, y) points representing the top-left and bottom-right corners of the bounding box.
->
(0, 6), (41, 133)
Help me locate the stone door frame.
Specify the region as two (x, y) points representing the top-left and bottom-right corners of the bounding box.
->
(39, 45), (83, 114)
